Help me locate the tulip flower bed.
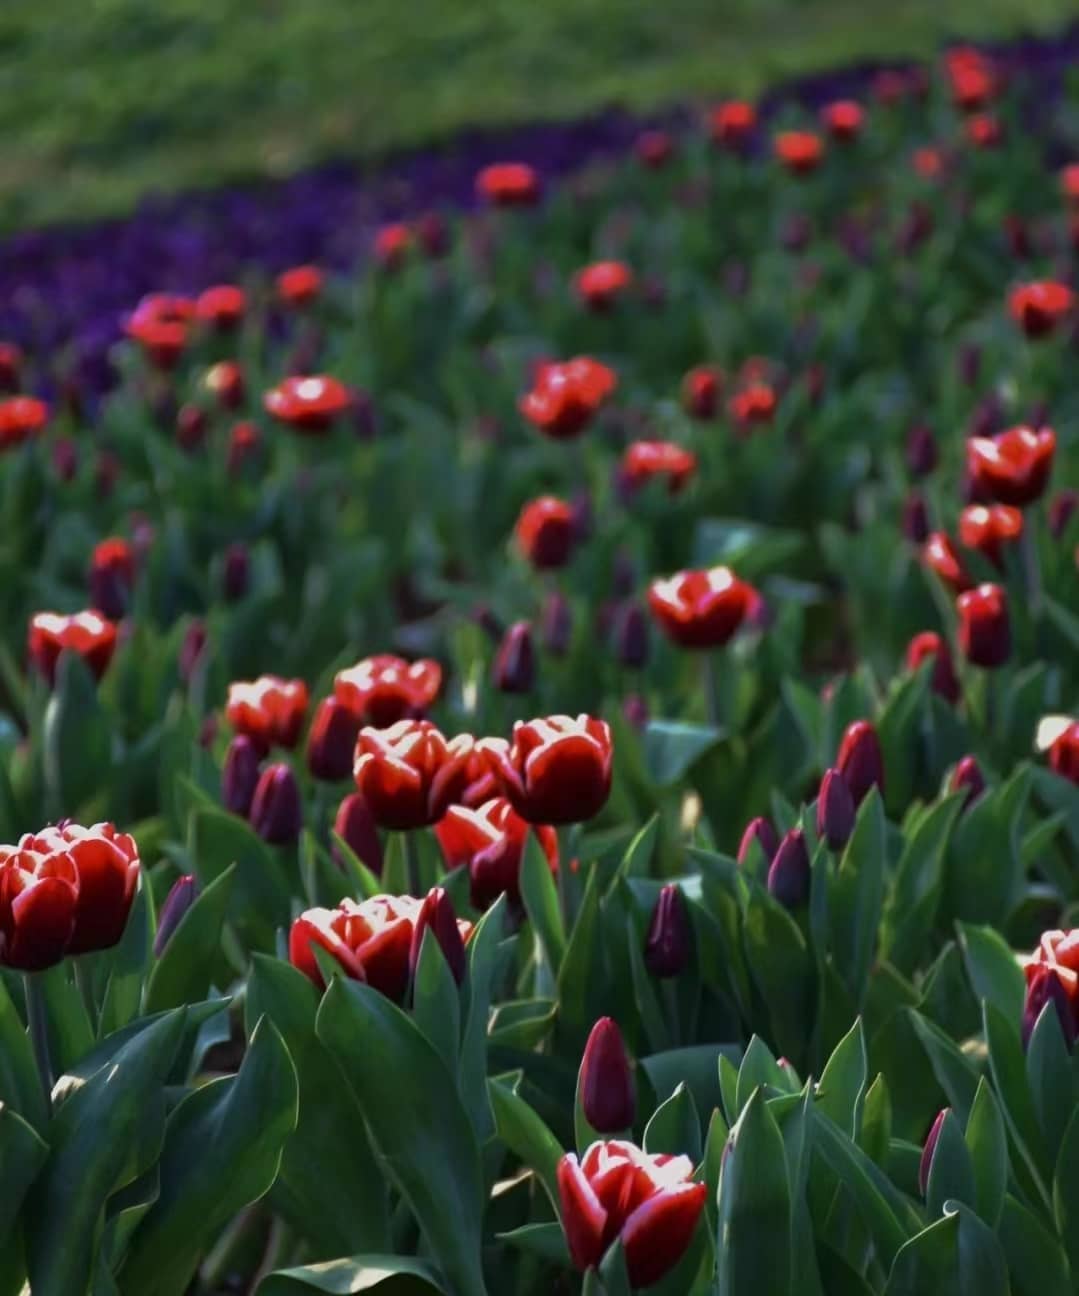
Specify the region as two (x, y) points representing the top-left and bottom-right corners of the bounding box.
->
(3, 41), (1079, 1296)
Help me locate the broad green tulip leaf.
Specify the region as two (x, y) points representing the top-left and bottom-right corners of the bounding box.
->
(716, 1088), (790, 1296)
(489, 1073), (563, 1213)
(964, 1078), (1007, 1228)
(259, 1256), (448, 1295)
(142, 865), (234, 1014)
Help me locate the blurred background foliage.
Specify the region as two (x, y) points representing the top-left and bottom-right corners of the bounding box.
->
(1, 0), (1077, 228)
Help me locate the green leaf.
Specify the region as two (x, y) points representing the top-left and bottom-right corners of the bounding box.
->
(716, 1088), (791, 1296)
(0, 1103), (48, 1247)
(982, 1001), (1051, 1207)
(643, 720), (724, 788)
(143, 865), (234, 1014)
(259, 1256), (449, 1295)
(1026, 1001), (1073, 1156)
(489, 1074), (563, 1213)
(881, 795), (963, 975)
(736, 1036), (784, 1117)
(830, 790), (886, 1004)
(496, 1224), (571, 1267)
(701, 1106), (729, 1237)
(1051, 1102), (1079, 1280)
(615, 815), (659, 882)
(907, 1010), (980, 1124)
(245, 956), (389, 1257)
(38, 962), (94, 1075)
(719, 1053), (740, 1126)
(458, 895), (507, 1143)
(558, 865), (602, 1032)
(98, 878), (153, 1038)
(412, 930), (461, 1077)
(43, 651), (111, 816)
(0, 977), (47, 1131)
(998, 1194), (1071, 1296)
(188, 807), (291, 951)
(743, 890), (814, 1064)
(640, 1044), (731, 1119)
(964, 1078), (1007, 1228)
(26, 1009), (185, 1296)
(925, 1110), (975, 1218)
(520, 833), (566, 979)
(860, 1074), (892, 1168)
(816, 1018), (867, 1138)
(118, 1018), (299, 1296)
(957, 923), (1024, 1024)
(644, 1082), (701, 1161)
(316, 980), (487, 1296)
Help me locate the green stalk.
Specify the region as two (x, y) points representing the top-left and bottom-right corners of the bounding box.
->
(24, 974), (53, 1112)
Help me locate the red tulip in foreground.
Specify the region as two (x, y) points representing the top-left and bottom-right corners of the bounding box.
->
(836, 719), (885, 806)
(821, 99), (864, 141)
(1022, 930), (1079, 1048)
(289, 890), (472, 997)
(644, 884), (691, 978)
(475, 162), (540, 207)
(957, 583), (1010, 668)
(435, 797), (557, 910)
(334, 654), (442, 728)
(557, 1140), (707, 1287)
(226, 675), (309, 752)
(353, 720), (472, 830)
(28, 610), (118, 686)
(579, 1018), (635, 1132)
(482, 715), (612, 825)
(966, 425), (1055, 507)
(519, 357), (617, 440)
(1048, 722), (1079, 785)
(409, 885), (467, 984)
(125, 293), (194, 368)
(620, 440), (698, 497)
(918, 1108), (950, 1196)
(263, 374), (352, 433)
(1008, 281), (1075, 339)
(905, 631), (960, 704)
(647, 566), (757, 649)
(515, 496), (576, 570)
(922, 531), (971, 594)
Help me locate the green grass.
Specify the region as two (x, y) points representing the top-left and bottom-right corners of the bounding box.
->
(0, 0), (1076, 228)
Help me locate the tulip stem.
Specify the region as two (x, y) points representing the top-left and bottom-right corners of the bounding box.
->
(24, 974), (53, 1111)
(703, 653), (723, 728)
(74, 958), (97, 1036)
(404, 832), (421, 898)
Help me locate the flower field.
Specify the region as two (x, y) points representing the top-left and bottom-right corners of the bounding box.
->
(2, 34), (1079, 1296)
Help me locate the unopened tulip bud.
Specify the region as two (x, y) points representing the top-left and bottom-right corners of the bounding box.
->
(957, 583), (1010, 669)
(332, 792), (384, 875)
(816, 767), (855, 850)
(179, 620), (207, 684)
(222, 734), (261, 816)
(176, 404), (208, 453)
(949, 755), (986, 809)
(737, 816), (778, 866)
(307, 697), (361, 781)
(493, 620), (535, 694)
(249, 763), (302, 845)
(579, 1017), (635, 1132)
(918, 1108), (950, 1197)
(836, 719), (885, 807)
(906, 424), (938, 478)
(644, 884), (690, 977)
(541, 592), (573, 657)
(615, 602), (650, 669)
(222, 543), (249, 603)
(153, 874), (200, 956)
(767, 827), (810, 909)
(902, 491), (930, 543)
(409, 886), (466, 984)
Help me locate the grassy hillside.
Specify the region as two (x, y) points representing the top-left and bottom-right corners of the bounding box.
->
(1, 0), (1076, 227)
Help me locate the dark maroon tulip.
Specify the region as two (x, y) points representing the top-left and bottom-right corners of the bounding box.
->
(836, 720), (885, 807)
(1049, 489), (1079, 539)
(307, 696), (361, 782)
(332, 792), (384, 875)
(249, 763), (302, 845)
(906, 424), (938, 479)
(957, 584), (1010, 669)
(176, 404), (208, 453)
(644, 884), (690, 978)
(949, 755), (986, 810)
(767, 827), (810, 909)
(179, 620), (208, 684)
(918, 1108), (950, 1197)
(222, 734), (261, 816)
(493, 620), (535, 694)
(52, 437), (79, 483)
(471, 603), (504, 643)
(153, 874), (200, 957)
(541, 591), (573, 657)
(579, 1017), (635, 1132)
(816, 767), (855, 850)
(409, 886), (467, 985)
(737, 816), (779, 867)
(902, 491), (930, 543)
(615, 602), (650, 670)
(1023, 964), (1078, 1050)
(622, 693), (649, 730)
(222, 543), (249, 603)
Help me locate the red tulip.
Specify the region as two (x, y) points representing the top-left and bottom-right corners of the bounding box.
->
(966, 426), (1055, 507)
(816, 768), (856, 850)
(334, 655), (442, 727)
(946, 46), (995, 111)
(0, 343), (22, 392)
(737, 816), (778, 867)
(0, 845), (79, 970)
(965, 113), (1002, 150)
(957, 583), (1010, 668)
(579, 1018), (635, 1132)
(222, 734), (261, 816)
(648, 566), (757, 649)
(515, 496), (576, 570)
(333, 792), (384, 875)
(276, 265), (324, 308)
(767, 827), (810, 908)
(307, 697), (362, 782)
(821, 100), (864, 142)
(482, 715), (612, 825)
(574, 261), (633, 312)
(950, 755), (986, 808)
(1023, 963), (1078, 1050)
(204, 360), (246, 411)
(21, 822), (139, 956)
(958, 504), (1023, 568)
(196, 284), (246, 331)
(635, 130), (674, 169)
(289, 891), (472, 997)
(519, 357), (617, 440)
(557, 1140), (707, 1287)
(227, 420), (261, 474)
(88, 537), (135, 621)
(353, 720), (472, 830)
(154, 874), (200, 957)
(374, 223), (412, 270)
(620, 441), (697, 497)
(1060, 163), (1079, 204)
(475, 162), (540, 207)
(408, 885), (467, 984)
(918, 1108), (950, 1197)
(415, 212), (450, 258)
(905, 631), (960, 704)
(922, 531), (972, 594)
(0, 396), (49, 451)
(1048, 722), (1079, 785)
(28, 610), (117, 687)
(125, 294), (196, 369)
(728, 381), (776, 428)
(1008, 282), (1074, 339)
(682, 365), (722, 419)
(226, 675), (309, 752)
(774, 131), (825, 175)
(645, 884), (691, 978)
(175, 404), (208, 454)
(836, 719), (885, 807)
(708, 100), (757, 149)
(902, 492), (930, 543)
(912, 146), (944, 180)
(249, 764), (303, 845)
(435, 797), (557, 910)
(263, 374), (352, 433)
(492, 621), (535, 695)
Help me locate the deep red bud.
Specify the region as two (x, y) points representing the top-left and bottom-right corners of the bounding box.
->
(307, 697), (361, 782)
(949, 755), (986, 809)
(579, 1017), (636, 1132)
(153, 874), (200, 957)
(222, 543), (249, 603)
(541, 591), (573, 656)
(737, 816), (779, 867)
(615, 602), (650, 669)
(902, 491), (930, 543)
(332, 792), (384, 876)
(767, 827), (811, 909)
(222, 734), (261, 816)
(836, 720), (885, 807)
(249, 763), (302, 845)
(644, 884), (691, 977)
(906, 424), (938, 478)
(492, 620), (536, 694)
(816, 767), (855, 850)
(409, 886), (467, 985)
(179, 620), (208, 684)
(918, 1108), (950, 1197)
(176, 404), (208, 453)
